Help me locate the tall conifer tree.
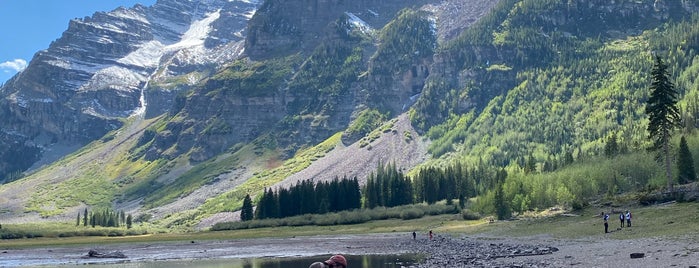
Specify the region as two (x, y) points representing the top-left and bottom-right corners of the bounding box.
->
(241, 194), (254, 221)
(677, 136), (696, 184)
(646, 56), (681, 192)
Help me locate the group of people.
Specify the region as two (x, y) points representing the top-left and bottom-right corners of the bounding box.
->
(603, 210), (632, 233)
(412, 230), (433, 240)
(309, 255), (347, 268)
(310, 229), (439, 268)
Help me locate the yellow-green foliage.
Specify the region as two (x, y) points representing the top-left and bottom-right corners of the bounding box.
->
(346, 109), (387, 139)
(471, 152), (665, 215)
(0, 222), (155, 242)
(27, 173), (116, 217)
(199, 132), (342, 216)
(486, 64), (512, 72)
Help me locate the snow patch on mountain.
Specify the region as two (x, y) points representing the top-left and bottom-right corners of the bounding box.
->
(345, 12), (374, 34)
(167, 9), (221, 50)
(118, 41), (165, 68)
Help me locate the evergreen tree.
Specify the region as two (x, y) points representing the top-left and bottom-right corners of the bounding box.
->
(120, 211), (126, 226)
(126, 214), (133, 229)
(83, 208), (88, 226)
(646, 56), (681, 192)
(241, 194), (254, 221)
(677, 136), (696, 184)
(524, 154), (536, 174)
(604, 133), (619, 157)
(494, 168), (511, 220)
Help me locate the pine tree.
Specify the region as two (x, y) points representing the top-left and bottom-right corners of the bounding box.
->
(604, 133), (619, 157)
(241, 194), (254, 221)
(126, 214), (133, 229)
(83, 208), (88, 226)
(646, 56), (681, 192)
(494, 168), (511, 220)
(677, 136), (696, 184)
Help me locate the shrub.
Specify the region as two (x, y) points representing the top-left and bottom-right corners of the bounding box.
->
(400, 208), (425, 220)
(284, 215), (315, 227)
(0, 231), (25, 239)
(337, 211), (371, 225)
(461, 209), (481, 220)
(107, 230), (124, 237)
(316, 214), (340, 226)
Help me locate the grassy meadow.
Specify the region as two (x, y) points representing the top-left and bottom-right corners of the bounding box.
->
(2, 201), (697, 250)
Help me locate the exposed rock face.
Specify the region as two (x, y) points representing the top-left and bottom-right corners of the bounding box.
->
(0, 0), (259, 181)
(245, 0), (434, 60)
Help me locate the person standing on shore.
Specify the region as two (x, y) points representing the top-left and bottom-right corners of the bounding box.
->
(619, 212), (624, 228)
(625, 210), (632, 227)
(603, 213), (609, 233)
(429, 230), (433, 240)
(412, 231), (416, 240)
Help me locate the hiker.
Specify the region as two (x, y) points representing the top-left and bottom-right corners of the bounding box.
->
(619, 212), (624, 228)
(309, 254), (347, 268)
(412, 231), (416, 240)
(603, 213), (609, 233)
(429, 230), (433, 240)
(625, 210), (632, 227)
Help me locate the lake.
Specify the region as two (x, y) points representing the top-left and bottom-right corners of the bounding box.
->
(50, 254), (421, 268)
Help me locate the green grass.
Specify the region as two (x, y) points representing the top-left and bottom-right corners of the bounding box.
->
(4, 202), (697, 250)
(456, 202), (699, 240)
(198, 133), (342, 216)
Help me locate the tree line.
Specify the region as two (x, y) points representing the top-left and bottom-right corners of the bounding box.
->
(243, 161), (498, 221)
(76, 208), (133, 229)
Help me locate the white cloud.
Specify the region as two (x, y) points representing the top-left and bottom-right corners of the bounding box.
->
(0, 59), (28, 73)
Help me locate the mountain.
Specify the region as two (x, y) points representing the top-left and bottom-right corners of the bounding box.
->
(0, 0), (259, 181)
(1, 0), (699, 228)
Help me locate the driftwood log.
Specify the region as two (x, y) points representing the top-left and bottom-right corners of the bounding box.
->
(84, 249), (127, 259)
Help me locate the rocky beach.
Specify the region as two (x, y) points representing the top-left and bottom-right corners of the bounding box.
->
(1, 233), (697, 267)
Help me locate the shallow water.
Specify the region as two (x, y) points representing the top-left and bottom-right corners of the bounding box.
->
(43, 254), (420, 268)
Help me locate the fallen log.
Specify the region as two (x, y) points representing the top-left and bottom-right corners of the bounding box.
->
(489, 247), (558, 259)
(83, 249), (127, 259)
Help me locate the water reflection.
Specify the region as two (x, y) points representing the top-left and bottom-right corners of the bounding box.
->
(61, 254), (420, 268)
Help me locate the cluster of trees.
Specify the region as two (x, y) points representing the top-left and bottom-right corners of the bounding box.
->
(241, 161), (505, 221)
(76, 208), (133, 229)
(243, 177), (361, 221)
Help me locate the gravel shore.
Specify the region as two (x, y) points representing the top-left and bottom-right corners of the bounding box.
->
(1, 233), (697, 267)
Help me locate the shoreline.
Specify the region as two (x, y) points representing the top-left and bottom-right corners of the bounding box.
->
(1, 233), (697, 267)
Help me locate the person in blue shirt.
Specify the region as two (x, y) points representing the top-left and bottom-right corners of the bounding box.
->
(603, 213), (609, 233)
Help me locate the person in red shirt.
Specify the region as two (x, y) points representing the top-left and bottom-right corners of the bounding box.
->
(309, 254), (347, 268)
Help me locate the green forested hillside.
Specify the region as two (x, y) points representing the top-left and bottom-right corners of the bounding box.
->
(414, 0), (699, 169)
(399, 0), (699, 217)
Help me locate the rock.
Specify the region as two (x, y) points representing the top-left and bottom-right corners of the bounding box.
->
(85, 249), (127, 259)
(630, 252), (645, 259)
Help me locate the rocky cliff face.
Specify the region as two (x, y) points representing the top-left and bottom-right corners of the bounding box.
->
(0, 0), (259, 181)
(0, 0), (505, 181)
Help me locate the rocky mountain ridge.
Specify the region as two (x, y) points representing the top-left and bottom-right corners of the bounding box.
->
(0, 0), (259, 180)
(2, 0), (697, 229)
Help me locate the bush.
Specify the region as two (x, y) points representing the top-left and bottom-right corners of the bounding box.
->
(424, 204), (459, 215)
(107, 230), (124, 237)
(461, 209), (481, 220)
(337, 211), (371, 225)
(0, 231), (25, 239)
(284, 214), (315, 227)
(400, 208), (425, 220)
(315, 213), (340, 226)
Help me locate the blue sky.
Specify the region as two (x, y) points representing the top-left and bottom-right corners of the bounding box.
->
(0, 0), (157, 84)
